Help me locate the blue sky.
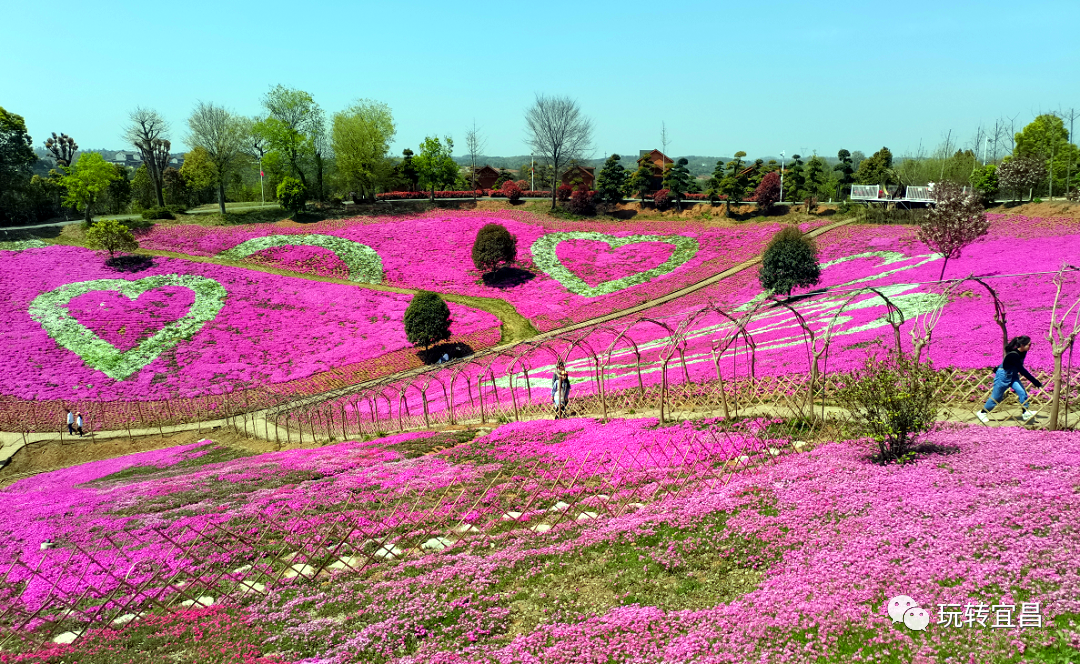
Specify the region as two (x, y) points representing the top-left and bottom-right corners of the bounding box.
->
(5, 0), (1080, 160)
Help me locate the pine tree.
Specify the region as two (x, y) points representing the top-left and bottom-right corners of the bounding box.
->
(595, 154), (628, 205)
(662, 158), (693, 210)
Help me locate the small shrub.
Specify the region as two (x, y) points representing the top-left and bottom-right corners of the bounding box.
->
(556, 184), (573, 202)
(277, 177), (306, 216)
(85, 218), (138, 258)
(1032, 197), (1043, 204)
(835, 349), (947, 464)
(472, 223), (518, 273)
(654, 188), (671, 211)
(500, 180), (522, 203)
(514, 179), (529, 191)
(758, 225), (821, 296)
(837, 199), (855, 214)
(403, 291), (453, 353)
(568, 184), (596, 215)
(141, 207), (174, 220)
(753, 172), (781, 213)
(167, 203), (188, 214)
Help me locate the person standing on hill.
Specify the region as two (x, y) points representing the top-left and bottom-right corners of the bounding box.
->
(66, 409), (74, 435)
(976, 335), (1043, 424)
(75, 412), (84, 437)
(551, 361), (571, 420)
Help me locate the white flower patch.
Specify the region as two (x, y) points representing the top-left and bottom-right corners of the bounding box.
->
(218, 234), (384, 284)
(0, 239), (48, 252)
(530, 231), (700, 298)
(28, 274), (227, 381)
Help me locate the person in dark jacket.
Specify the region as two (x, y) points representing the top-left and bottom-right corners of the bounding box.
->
(976, 335), (1043, 423)
(551, 361), (571, 419)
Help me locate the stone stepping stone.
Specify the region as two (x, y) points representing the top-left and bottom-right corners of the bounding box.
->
(501, 511), (524, 521)
(327, 555), (365, 571)
(529, 524), (552, 533)
(547, 501), (570, 512)
(451, 524), (479, 533)
(282, 564), (316, 579)
(576, 511), (599, 521)
(420, 537), (455, 551)
(232, 565), (252, 574)
(52, 630), (82, 644)
(179, 596), (214, 608)
(373, 545), (404, 559)
(238, 581), (266, 595)
(793, 440), (808, 450)
(626, 502), (646, 511)
(111, 613), (140, 625)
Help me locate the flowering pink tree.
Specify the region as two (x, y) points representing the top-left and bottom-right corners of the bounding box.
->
(917, 181), (989, 281)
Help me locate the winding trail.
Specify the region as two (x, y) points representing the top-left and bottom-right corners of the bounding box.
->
(0, 217), (860, 457)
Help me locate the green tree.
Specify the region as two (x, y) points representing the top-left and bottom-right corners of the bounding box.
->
(332, 100), (396, 202)
(414, 136), (457, 201)
(471, 223), (518, 273)
(595, 154), (628, 205)
(179, 147), (216, 198)
(186, 101), (246, 214)
(758, 225), (821, 296)
(718, 151), (749, 215)
(403, 291), (453, 353)
(663, 157), (693, 210)
(803, 155), (830, 202)
(101, 164), (133, 214)
(971, 164), (999, 204)
(131, 164), (156, 209)
(1014, 114), (1080, 197)
(277, 176), (306, 215)
(629, 160), (653, 203)
(60, 152), (119, 222)
(784, 154), (805, 201)
(254, 85), (321, 190)
(854, 147), (894, 186)
(85, 218), (138, 258)
(834, 149), (855, 197)
(0, 106), (36, 225)
(162, 167), (189, 209)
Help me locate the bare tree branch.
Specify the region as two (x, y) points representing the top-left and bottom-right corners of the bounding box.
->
(525, 94), (593, 209)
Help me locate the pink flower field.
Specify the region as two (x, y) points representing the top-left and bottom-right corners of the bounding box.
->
(3, 419), (1080, 663)
(0, 245), (500, 407)
(139, 210), (833, 331)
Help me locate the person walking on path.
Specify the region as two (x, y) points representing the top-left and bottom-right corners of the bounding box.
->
(551, 361), (571, 420)
(976, 335), (1044, 424)
(75, 412), (84, 437)
(66, 409), (74, 435)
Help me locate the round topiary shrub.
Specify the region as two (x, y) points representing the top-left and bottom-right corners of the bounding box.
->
(556, 184), (573, 202)
(277, 177), (306, 216)
(500, 181), (522, 203)
(403, 291), (452, 352)
(654, 188), (671, 211)
(758, 225), (821, 297)
(472, 223), (518, 274)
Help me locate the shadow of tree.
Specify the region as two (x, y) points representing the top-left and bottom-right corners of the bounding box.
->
(106, 255), (155, 273)
(417, 342), (475, 365)
(482, 267), (536, 289)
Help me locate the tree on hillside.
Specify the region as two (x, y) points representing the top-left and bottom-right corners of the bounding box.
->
(834, 149), (855, 198)
(162, 167), (189, 208)
(44, 132), (78, 168)
(663, 157), (693, 210)
(398, 148), (419, 192)
(277, 176), (306, 215)
(1014, 114), (1080, 197)
(758, 225), (821, 297)
(803, 155), (831, 203)
(254, 85), (321, 190)
(998, 155), (1047, 202)
(101, 164), (132, 214)
(854, 147), (894, 187)
(595, 154), (628, 206)
(0, 106), (36, 225)
(130, 164), (156, 209)
(85, 218), (138, 259)
(971, 164), (999, 205)
(123, 107), (171, 207)
(186, 101), (246, 214)
(60, 152), (118, 223)
(465, 121), (486, 200)
(472, 223), (518, 274)
(629, 159), (653, 203)
(404, 291), (453, 355)
(333, 99), (396, 202)
(179, 147), (216, 200)
(784, 154), (805, 201)
(525, 94), (593, 210)
(917, 181), (989, 281)
(754, 171), (782, 213)
(414, 136), (457, 201)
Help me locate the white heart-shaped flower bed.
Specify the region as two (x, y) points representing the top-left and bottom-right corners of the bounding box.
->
(218, 234), (383, 284)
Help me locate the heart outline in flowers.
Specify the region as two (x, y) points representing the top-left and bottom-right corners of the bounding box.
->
(530, 232), (700, 297)
(218, 234), (383, 284)
(28, 274), (227, 381)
